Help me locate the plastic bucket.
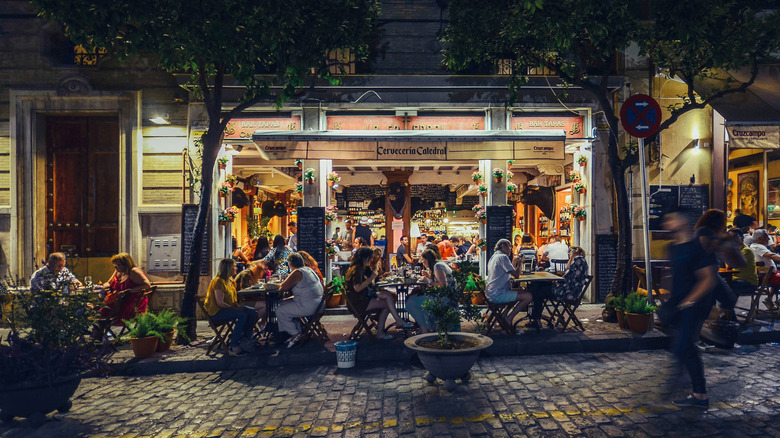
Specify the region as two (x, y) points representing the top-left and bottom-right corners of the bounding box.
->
(334, 340), (358, 368)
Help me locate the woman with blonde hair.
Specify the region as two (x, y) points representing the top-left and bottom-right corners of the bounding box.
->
(298, 251), (324, 285)
(99, 252), (153, 322)
(204, 258), (258, 356)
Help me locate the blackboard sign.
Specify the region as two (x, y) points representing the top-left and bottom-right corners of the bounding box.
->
(410, 185), (449, 202)
(335, 191), (346, 210)
(447, 192), (480, 211)
(181, 204), (209, 276)
(595, 234), (618, 302)
(649, 185), (678, 231)
(679, 184), (709, 226)
(296, 207), (326, 271)
(344, 185), (384, 211)
(485, 206), (514, 261)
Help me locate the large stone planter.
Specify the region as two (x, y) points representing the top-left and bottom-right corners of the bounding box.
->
(404, 332), (493, 391)
(0, 374), (81, 423)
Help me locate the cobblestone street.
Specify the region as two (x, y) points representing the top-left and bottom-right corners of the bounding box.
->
(3, 345), (780, 437)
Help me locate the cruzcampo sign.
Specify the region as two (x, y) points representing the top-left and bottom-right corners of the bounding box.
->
(727, 125), (780, 149)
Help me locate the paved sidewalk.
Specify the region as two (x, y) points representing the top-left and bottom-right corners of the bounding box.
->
(3, 345), (780, 437)
(106, 299), (780, 376)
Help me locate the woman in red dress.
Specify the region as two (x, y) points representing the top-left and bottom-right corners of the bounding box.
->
(100, 253), (153, 321)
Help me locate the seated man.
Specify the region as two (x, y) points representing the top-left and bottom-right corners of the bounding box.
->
(749, 228), (780, 309)
(527, 246), (589, 329)
(485, 239), (532, 327)
(396, 235), (414, 267)
(727, 228), (757, 297)
(30, 252), (82, 294)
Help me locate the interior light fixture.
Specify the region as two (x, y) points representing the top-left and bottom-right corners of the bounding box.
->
(149, 115), (170, 125)
(694, 139), (700, 150)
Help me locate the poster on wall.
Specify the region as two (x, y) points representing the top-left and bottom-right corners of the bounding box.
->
(768, 178), (780, 219)
(738, 171), (760, 219)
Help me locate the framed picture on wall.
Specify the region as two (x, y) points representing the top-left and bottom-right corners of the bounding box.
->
(768, 178), (780, 218)
(738, 171), (760, 219)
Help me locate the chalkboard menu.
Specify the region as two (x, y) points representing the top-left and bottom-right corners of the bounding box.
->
(649, 185), (679, 231)
(649, 184), (709, 231)
(447, 192), (480, 211)
(485, 206), (514, 261)
(336, 191), (346, 210)
(595, 234), (618, 302)
(410, 185), (449, 202)
(181, 204), (210, 276)
(344, 185), (384, 211)
(679, 184), (709, 226)
(296, 207), (326, 271)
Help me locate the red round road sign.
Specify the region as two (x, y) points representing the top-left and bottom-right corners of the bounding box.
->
(620, 94), (662, 138)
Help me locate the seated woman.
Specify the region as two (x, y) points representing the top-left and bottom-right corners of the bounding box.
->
(527, 246), (589, 329)
(232, 236), (250, 272)
(370, 246), (387, 278)
(204, 258), (258, 356)
(298, 251), (324, 285)
(263, 234), (292, 276)
(405, 248), (459, 334)
(345, 247), (411, 340)
(234, 260), (269, 322)
(100, 252), (153, 322)
(276, 253), (325, 348)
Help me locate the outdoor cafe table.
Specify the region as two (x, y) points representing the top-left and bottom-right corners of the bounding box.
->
(375, 277), (430, 321)
(238, 282), (285, 338)
(513, 271), (563, 285)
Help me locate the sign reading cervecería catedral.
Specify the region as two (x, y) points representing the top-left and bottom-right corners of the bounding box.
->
(511, 115), (584, 138)
(223, 116), (301, 140)
(727, 125), (780, 149)
(327, 115), (485, 131)
(377, 142), (447, 160)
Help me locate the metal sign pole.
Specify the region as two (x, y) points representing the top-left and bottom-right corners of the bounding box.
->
(638, 138), (654, 307)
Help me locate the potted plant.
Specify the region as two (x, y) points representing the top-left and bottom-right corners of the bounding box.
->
(326, 275), (346, 308)
(218, 206), (239, 225)
(326, 171), (340, 187)
(225, 173), (238, 186)
(295, 181), (303, 194)
(217, 156), (229, 170)
(218, 182), (233, 197)
(492, 168), (505, 183)
(623, 291), (657, 335)
(471, 171), (483, 185)
(151, 310), (189, 353)
(404, 285), (492, 391)
(294, 158), (303, 170)
(124, 312), (163, 358)
(478, 184), (487, 198)
(571, 204), (586, 221)
(567, 170), (581, 183)
(606, 295), (628, 329)
(577, 155), (588, 166)
(474, 206), (487, 224)
(304, 167), (316, 184)
(574, 182), (586, 194)
(507, 159), (514, 170)
(325, 206), (338, 225)
(1, 289), (112, 423)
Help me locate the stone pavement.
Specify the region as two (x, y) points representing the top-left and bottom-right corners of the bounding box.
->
(3, 345), (780, 437)
(105, 300), (780, 376)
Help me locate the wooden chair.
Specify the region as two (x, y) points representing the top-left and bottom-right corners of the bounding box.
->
(633, 265), (671, 303)
(297, 288), (333, 346)
(93, 286), (158, 342)
(197, 298), (236, 355)
(546, 275), (593, 331)
(738, 266), (771, 326)
(479, 290), (518, 335)
(550, 259), (568, 275)
(344, 292), (386, 341)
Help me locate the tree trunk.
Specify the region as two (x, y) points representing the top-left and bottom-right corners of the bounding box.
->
(179, 128), (220, 343)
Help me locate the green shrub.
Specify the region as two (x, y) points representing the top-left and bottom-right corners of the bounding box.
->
(605, 295), (625, 311)
(623, 291), (657, 315)
(152, 309), (190, 343)
(124, 312), (165, 342)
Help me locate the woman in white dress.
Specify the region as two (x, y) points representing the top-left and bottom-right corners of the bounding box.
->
(276, 252), (324, 348)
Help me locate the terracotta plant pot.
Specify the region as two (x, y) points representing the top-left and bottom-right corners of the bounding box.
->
(218, 163), (226, 170)
(219, 220), (230, 226)
(297, 163), (303, 170)
(480, 219), (486, 225)
(130, 336), (158, 358)
(473, 179), (482, 185)
(615, 309), (629, 329)
(306, 178), (315, 184)
(480, 192), (487, 198)
(494, 176), (503, 183)
(577, 216), (586, 221)
(328, 181), (334, 187)
(470, 292), (485, 305)
(327, 293), (343, 308)
(340, 294), (347, 306)
(156, 331), (176, 353)
(577, 188), (586, 194)
(626, 313), (651, 335)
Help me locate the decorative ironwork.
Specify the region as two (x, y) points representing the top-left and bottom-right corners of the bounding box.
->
(73, 45), (107, 66)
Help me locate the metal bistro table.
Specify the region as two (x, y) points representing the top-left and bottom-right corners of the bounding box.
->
(512, 271), (562, 327)
(237, 282), (285, 338)
(375, 277), (429, 321)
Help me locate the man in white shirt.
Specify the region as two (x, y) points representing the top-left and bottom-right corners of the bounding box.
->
(750, 229), (780, 309)
(485, 239), (532, 330)
(415, 234), (429, 255)
(544, 235), (570, 265)
(339, 220), (354, 245)
(287, 221), (297, 251)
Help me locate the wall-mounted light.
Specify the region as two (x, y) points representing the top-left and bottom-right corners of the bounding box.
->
(149, 115), (170, 125)
(694, 139), (700, 150)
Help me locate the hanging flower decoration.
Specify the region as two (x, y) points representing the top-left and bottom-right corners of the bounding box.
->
(571, 204), (587, 220)
(472, 203), (483, 213)
(217, 157), (229, 169)
(574, 182), (587, 194)
(219, 182), (233, 197)
(219, 206), (239, 223)
(476, 238), (487, 249)
(472, 171), (483, 184)
(327, 171), (341, 186)
(325, 239), (338, 257)
(325, 205), (338, 223)
(506, 169), (514, 180)
(507, 181), (518, 192)
(294, 158), (304, 169)
(577, 155), (588, 166)
(568, 170), (581, 183)
(507, 159), (514, 169)
(492, 168), (505, 181)
(474, 207), (487, 222)
(295, 181), (303, 193)
(225, 174), (238, 185)
(478, 184), (488, 197)
(304, 168), (316, 183)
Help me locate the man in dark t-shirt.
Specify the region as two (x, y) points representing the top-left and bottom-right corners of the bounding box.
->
(396, 235), (413, 267)
(663, 209), (717, 409)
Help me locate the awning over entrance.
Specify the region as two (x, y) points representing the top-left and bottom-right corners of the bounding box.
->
(251, 129), (567, 162)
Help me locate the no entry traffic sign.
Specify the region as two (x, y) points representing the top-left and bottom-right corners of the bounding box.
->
(620, 94), (661, 138)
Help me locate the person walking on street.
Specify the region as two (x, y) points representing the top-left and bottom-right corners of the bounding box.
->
(661, 208), (717, 409)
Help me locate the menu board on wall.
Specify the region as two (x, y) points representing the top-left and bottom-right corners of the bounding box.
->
(410, 185), (449, 202)
(181, 204), (209, 276)
(595, 234), (618, 302)
(649, 184), (709, 231)
(678, 184), (709, 226)
(296, 207), (326, 271)
(485, 206), (514, 261)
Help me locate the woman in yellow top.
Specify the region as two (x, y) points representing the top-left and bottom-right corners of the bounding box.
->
(205, 258), (258, 356)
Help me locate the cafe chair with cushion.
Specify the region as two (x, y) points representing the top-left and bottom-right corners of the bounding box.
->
(550, 259), (568, 275)
(197, 298), (236, 355)
(546, 275), (593, 331)
(344, 292), (388, 341)
(297, 288), (333, 346)
(737, 266), (771, 327)
(93, 286), (158, 343)
(479, 290), (518, 335)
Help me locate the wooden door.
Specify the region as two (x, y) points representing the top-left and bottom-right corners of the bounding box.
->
(46, 116), (119, 258)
